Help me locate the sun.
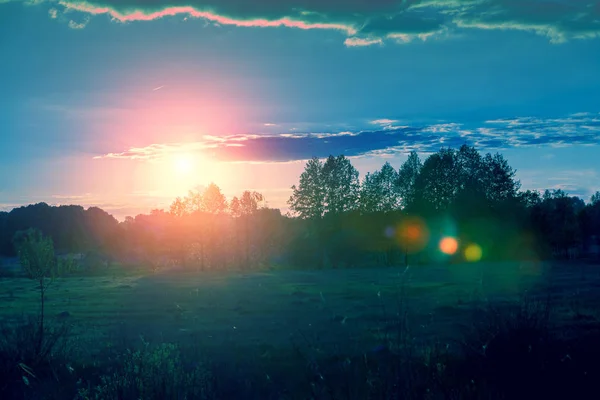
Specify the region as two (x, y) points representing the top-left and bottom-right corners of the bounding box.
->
(173, 154), (194, 175)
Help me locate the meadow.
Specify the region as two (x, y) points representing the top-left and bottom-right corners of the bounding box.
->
(1, 260), (600, 398)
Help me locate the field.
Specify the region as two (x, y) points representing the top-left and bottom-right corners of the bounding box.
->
(1, 260), (600, 397)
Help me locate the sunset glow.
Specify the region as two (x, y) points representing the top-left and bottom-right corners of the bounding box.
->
(173, 154), (195, 175)
(2, 2), (600, 396)
(1, 0), (599, 220)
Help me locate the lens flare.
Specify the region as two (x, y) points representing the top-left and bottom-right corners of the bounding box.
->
(396, 217), (429, 254)
(439, 237), (458, 255)
(464, 243), (483, 262)
(384, 226), (395, 238)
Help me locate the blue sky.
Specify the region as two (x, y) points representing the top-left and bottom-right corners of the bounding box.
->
(1, 0), (599, 219)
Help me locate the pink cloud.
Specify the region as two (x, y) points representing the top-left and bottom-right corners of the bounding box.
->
(57, 1), (357, 35)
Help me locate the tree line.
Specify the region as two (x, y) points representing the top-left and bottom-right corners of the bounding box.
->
(1, 145), (599, 270)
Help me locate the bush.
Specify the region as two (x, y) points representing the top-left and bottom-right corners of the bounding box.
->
(0, 316), (72, 399)
(76, 340), (215, 400)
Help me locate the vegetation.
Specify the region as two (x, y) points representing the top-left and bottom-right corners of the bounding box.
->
(10, 229), (73, 362)
(0, 145), (598, 272)
(1, 145), (599, 398)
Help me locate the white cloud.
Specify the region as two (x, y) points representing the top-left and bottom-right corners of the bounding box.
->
(370, 118), (399, 126)
(344, 37), (383, 47)
(68, 18), (89, 29)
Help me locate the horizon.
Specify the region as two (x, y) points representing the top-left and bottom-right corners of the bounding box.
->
(1, 0), (600, 220)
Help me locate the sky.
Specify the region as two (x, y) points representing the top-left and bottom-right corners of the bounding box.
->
(1, 0), (599, 220)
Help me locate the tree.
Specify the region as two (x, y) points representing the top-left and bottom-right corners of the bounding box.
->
(12, 229), (72, 359)
(231, 191), (265, 269)
(322, 155), (360, 214)
(229, 196), (241, 218)
(288, 157), (325, 220)
(288, 155), (360, 268)
(591, 191), (600, 206)
(520, 190), (542, 208)
(397, 151), (422, 209)
(239, 191), (264, 215)
(360, 162), (401, 213)
(202, 183), (228, 215)
(482, 152), (521, 203)
(413, 148), (459, 211)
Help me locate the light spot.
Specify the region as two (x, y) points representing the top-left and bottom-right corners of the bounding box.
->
(397, 217), (429, 253)
(439, 237), (458, 255)
(174, 154), (195, 175)
(464, 244), (483, 262)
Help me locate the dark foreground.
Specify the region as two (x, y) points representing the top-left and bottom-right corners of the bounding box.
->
(1, 261), (600, 399)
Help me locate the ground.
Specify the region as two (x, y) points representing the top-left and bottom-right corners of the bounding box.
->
(1, 260), (599, 395)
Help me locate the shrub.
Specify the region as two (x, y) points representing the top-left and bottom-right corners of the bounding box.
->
(76, 340), (215, 400)
(0, 316), (72, 398)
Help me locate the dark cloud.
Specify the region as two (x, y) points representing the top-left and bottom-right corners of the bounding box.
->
(9, 0), (599, 45)
(95, 112), (600, 163)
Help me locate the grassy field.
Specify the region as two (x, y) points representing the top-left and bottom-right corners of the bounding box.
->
(1, 260), (600, 397)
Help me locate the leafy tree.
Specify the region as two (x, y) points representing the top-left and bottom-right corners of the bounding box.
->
(202, 183), (228, 215)
(231, 191), (265, 269)
(520, 190), (542, 207)
(12, 229), (72, 359)
(229, 196), (241, 218)
(397, 151), (422, 210)
(288, 157), (325, 220)
(535, 190), (585, 258)
(84, 206), (119, 253)
(360, 162), (401, 213)
(289, 155), (360, 267)
(482, 152), (521, 202)
(413, 148), (459, 211)
(322, 155), (360, 214)
(239, 191), (264, 215)
(591, 191), (600, 206)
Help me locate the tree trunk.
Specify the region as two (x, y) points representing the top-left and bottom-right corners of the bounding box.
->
(37, 279), (45, 358)
(244, 216), (250, 270)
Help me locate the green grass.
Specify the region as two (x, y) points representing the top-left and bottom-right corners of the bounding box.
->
(1, 261), (600, 398)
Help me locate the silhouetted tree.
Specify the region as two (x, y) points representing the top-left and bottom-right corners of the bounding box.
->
(591, 191), (600, 206)
(413, 148), (459, 212)
(230, 191), (264, 269)
(397, 151), (422, 210)
(288, 157), (325, 220)
(360, 162), (401, 213)
(322, 155), (360, 214)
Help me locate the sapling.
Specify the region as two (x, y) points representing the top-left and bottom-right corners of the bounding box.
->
(13, 228), (72, 360)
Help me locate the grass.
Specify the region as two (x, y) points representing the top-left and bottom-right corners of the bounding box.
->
(1, 261), (600, 398)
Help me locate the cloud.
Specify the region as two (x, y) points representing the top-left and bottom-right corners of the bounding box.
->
(68, 17), (89, 29)
(93, 111), (600, 163)
(370, 119), (400, 125)
(344, 37), (383, 47)
(478, 113), (600, 148)
(6, 0), (599, 45)
(519, 168), (599, 200)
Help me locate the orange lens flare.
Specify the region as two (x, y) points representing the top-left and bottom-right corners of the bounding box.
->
(396, 217), (429, 254)
(439, 237), (458, 255)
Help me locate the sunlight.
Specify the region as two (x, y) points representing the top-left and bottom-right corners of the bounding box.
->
(174, 154), (195, 175)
